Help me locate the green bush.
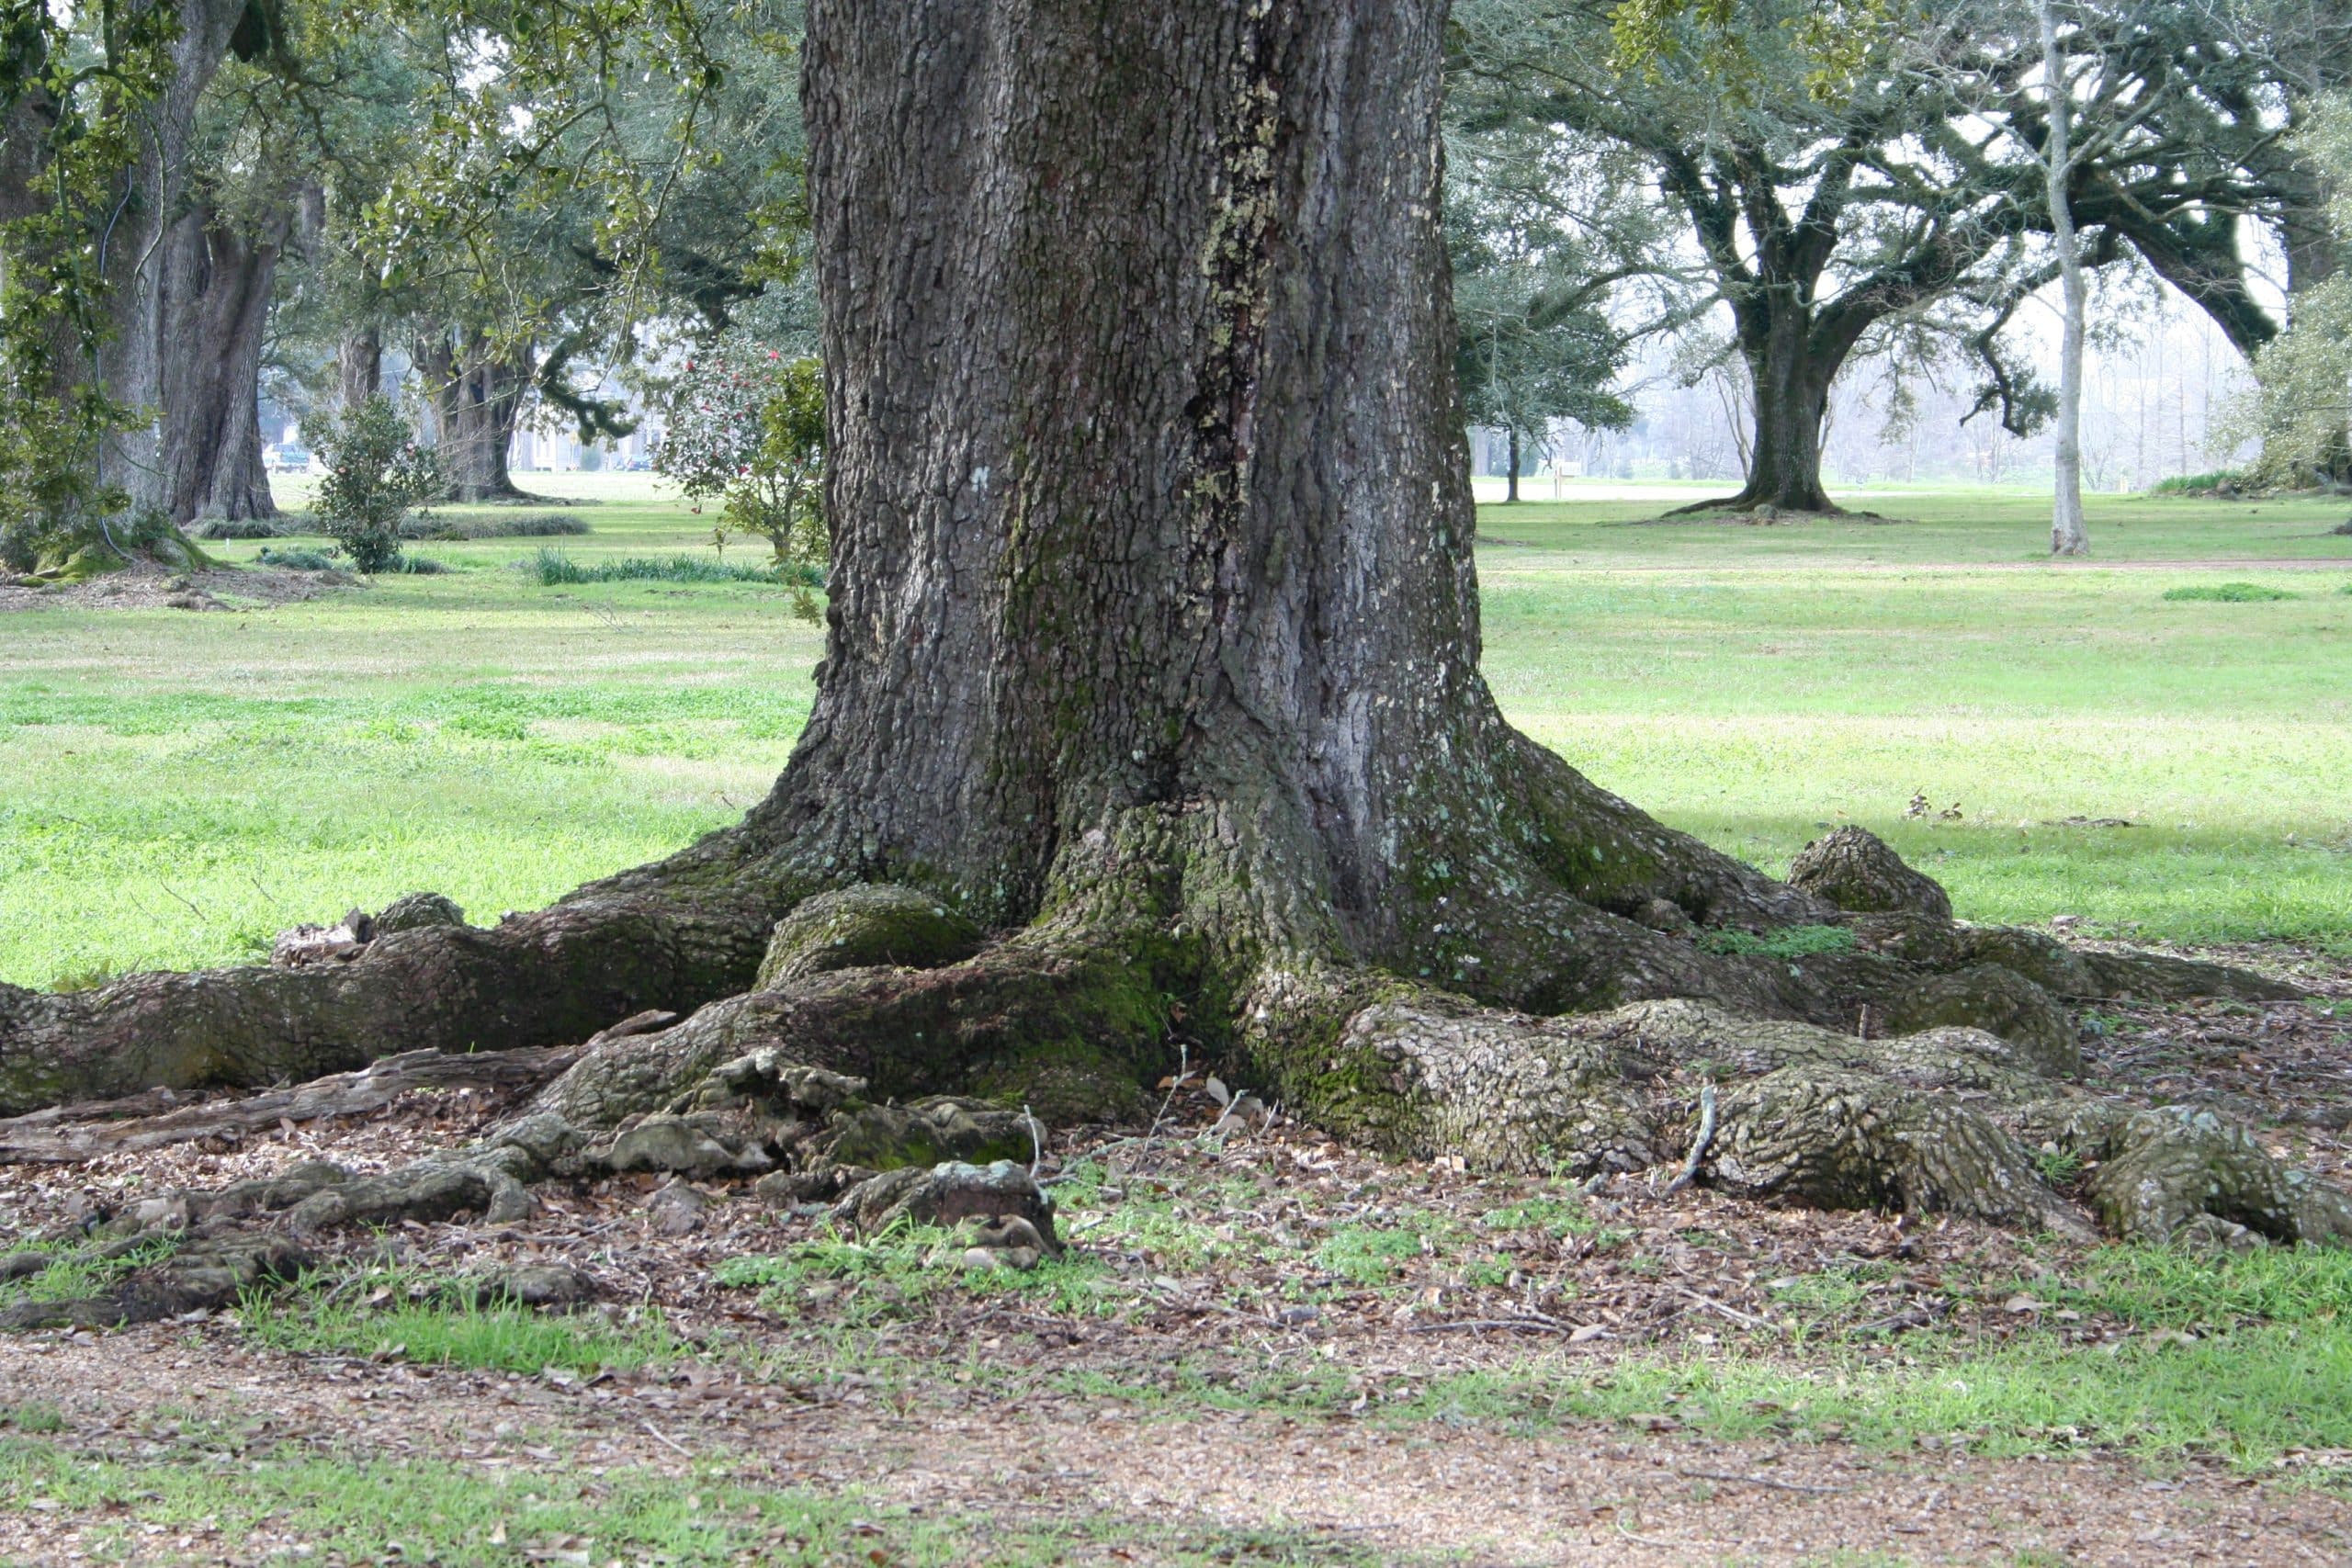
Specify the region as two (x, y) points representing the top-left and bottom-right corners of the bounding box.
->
(309, 396), (440, 573)
(2149, 469), (2248, 496)
(384, 554), (452, 575)
(526, 548), (810, 587)
(2161, 581), (2296, 603)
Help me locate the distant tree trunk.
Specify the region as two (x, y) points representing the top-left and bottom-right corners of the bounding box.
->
(153, 200), (296, 524)
(418, 332), (531, 502)
(1505, 424), (1520, 502)
(1728, 306), (1839, 513)
(2041, 0), (2088, 557)
(90, 0), (258, 528)
(338, 328), (383, 410)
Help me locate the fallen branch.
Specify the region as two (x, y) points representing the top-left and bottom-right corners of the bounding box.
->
(0, 1044), (584, 1165)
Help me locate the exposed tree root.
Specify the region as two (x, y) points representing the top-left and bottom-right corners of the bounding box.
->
(4, 818), (2343, 1334)
(0, 1043), (585, 1164)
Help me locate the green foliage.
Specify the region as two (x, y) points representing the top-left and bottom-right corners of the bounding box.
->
(1698, 922), (1856, 958)
(2161, 581), (2296, 603)
(526, 548), (808, 586)
(2222, 94), (2352, 487)
(1446, 118), (1637, 467)
(657, 344), (828, 616)
(308, 395), (440, 573)
(0, 1), (179, 571)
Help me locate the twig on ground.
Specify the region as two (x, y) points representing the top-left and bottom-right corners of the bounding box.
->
(1677, 1468), (1849, 1495)
(155, 880), (208, 921)
(639, 1420), (693, 1459)
(1404, 1315), (1575, 1337)
(1672, 1284), (1773, 1331)
(1664, 1083), (1717, 1195)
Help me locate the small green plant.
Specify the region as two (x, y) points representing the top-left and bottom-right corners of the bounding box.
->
(308, 394), (440, 573)
(1698, 923), (1856, 959)
(1476, 1194), (1593, 1237)
(2032, 1146), (2083, 1185)
(2161, 581), (2295, 603)
(381, 553), (452, 575)
(1, 1402), (63, 1433)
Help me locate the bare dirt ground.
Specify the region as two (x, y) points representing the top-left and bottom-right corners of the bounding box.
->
(2, 939), (2347, 1565)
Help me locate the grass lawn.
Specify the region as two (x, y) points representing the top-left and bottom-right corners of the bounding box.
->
(2, 476), (2348, 988)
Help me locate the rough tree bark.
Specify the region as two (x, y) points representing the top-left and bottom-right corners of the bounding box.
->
(0, 0), (2342, 1259)
(91, 0), (260, 525)
(153, 197), (295, 525)
(1505, 425), (1521, 502)
(417, 331), (531, 502)
(338, 327), (383, 410)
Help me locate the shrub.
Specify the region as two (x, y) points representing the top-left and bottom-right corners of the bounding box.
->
(655, 342), (826, 616)
(383, 554), (452, 575)
(2149, 469), (2248, 496)
(525, 549), (805, 586)
(309, 395), (440, 573)
(2162, 582), (2296, 603)
(256, 546), (338, 572)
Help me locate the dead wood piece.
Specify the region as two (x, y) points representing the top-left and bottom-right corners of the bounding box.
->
(0, 1044), (583, 1164)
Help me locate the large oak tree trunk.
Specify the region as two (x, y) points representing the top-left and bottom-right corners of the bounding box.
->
(91, 0), (255, 527)
(418, 332), (531, 502)
(153, 199), (292, 524)
(3, 0), (2342, 1258)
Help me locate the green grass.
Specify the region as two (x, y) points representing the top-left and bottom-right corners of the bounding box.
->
(238, 1270), (685, 1374)
(4, 475), (2350, 986)
(2161, 581), (2297, 602)
(0, 1439), (1396, 1566)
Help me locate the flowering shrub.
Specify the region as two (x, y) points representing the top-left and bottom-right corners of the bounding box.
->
(310, 396), (440, 574)
(655, 344), (827, 616)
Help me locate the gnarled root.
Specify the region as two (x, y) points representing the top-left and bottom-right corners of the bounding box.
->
(7, 826), (2343, 1334)
(0, 825), (796, 1117)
